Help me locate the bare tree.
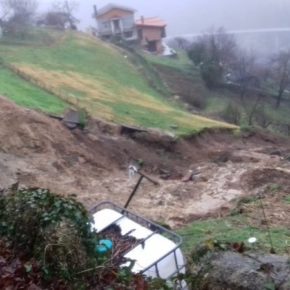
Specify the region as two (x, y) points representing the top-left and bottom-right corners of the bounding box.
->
(52, 0), (79, 30)
(255, 105), (272, 129)
(246, 93), (265, 126)
(0, 0), (38, 36)
(231, 51), (259, 101)
(37, 11), (70, 30)
(271, 50), (290, 109)
(230, 51), (270, 126)
(1, 0), (38, 21)
(167, 37), (191, 51)
(37, 1), (78, 30)
(211, 27), (237, 67)
(0, 0), (10, 24)
(188, 27), (237, 87)
(189, 27), (237, 66)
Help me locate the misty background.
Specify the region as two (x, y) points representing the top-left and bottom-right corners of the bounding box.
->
(38, 0), (290, 56)
(41, 0), (290, 35)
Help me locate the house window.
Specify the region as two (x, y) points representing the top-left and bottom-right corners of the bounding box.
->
(122, 16), (134, 29)
(101, 21), (110, 29)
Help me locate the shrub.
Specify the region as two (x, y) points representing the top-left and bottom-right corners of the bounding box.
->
(254, 107), (272, 129)
(201, 62), (223, 88)
(181, 89), (207, 110)
(0, 188), (170, 289)
(79, 109), (89, 129)
(0, 188), (98, 283)
(220, 103), (241, 125)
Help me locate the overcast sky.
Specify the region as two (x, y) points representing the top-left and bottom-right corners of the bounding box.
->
(40, 0), (290, 36)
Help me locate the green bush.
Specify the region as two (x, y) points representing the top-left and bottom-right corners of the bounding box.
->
(201, 62), (223, 88)
(0, 188), (98, 283)
(0, 188), (172, 289)
(221, 102), (241, 125)
(79, 109), (89, 129)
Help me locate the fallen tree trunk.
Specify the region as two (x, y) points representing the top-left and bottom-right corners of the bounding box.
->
(190, 251), (290, 290)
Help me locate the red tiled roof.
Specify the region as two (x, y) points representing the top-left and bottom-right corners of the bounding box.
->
(136, 17), (167, 28)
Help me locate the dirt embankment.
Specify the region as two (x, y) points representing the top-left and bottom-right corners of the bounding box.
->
(0, 96), (290, 228)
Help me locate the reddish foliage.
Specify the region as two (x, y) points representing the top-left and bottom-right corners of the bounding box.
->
(0, 240), (69, 290)
(231, 242), (246, 253)
(0, 240), (150, 290)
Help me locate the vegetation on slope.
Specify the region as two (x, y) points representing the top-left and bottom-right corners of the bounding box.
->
(0, 188), (166, 289)
(179, 186), (290, 256)
(0, 188), (99, 288)
(144, 50), (193, 73)
(179, 214), (290, 255)
(0, 66), (68, 114)
(0, 30), (235, 135)
(148, 52), (290, 136)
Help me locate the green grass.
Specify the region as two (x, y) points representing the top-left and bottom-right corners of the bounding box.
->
(145, 46), (290, 135)
(178, 215), (290, 254)
(0, 30), (235, 135)
(144, 50), (193, 73)
(0, 66), (68, 114)
(284, 195), (290, 204)
(205, 96), (231, 115)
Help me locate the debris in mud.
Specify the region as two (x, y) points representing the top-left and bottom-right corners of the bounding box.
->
(120, 125), (147, 136)
(182, 169), (200, 182)
(1, 96), (290, 228)
(212, 151), (231, 164)
(190, 251), (290, 290)
(242, 168), (290, 191)
(62, 109), (82, 129)
(270, 149), (282, 156)
(100, 224), (141, 266)
(159, 168), (171, 180)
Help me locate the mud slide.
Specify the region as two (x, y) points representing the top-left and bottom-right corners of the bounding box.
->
(0, 96), (289, 228)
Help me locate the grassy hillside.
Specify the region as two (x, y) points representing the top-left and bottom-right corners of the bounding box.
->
(179, 214), (290, 254)
(147, 52), (290, 135)
(0, 30), (235, 135)
(0, 67), (68, 114)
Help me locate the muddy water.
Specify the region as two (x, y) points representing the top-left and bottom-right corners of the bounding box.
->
(78, 147), (287, 228)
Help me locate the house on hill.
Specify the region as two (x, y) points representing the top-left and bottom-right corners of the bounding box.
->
(94, 3), (167, 54)
(136, 17), (167, 53)
(95, 4), (137, 41)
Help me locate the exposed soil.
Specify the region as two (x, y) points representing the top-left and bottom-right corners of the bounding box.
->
(236, 167), (290, 229)
(0, 96), (290, 228)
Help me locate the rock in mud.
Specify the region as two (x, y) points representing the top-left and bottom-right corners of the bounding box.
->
(191, 251), (290, 290)
(270, 150), (282, 156)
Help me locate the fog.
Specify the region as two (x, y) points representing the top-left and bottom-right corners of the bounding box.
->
(38, 0), (290, 56)
(40, 0), (290, 36)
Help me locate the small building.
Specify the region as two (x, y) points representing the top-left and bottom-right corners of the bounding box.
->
(95, 4), (167, 54)
(136, 17), (167, 54)
(95, 4), (137, 41)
